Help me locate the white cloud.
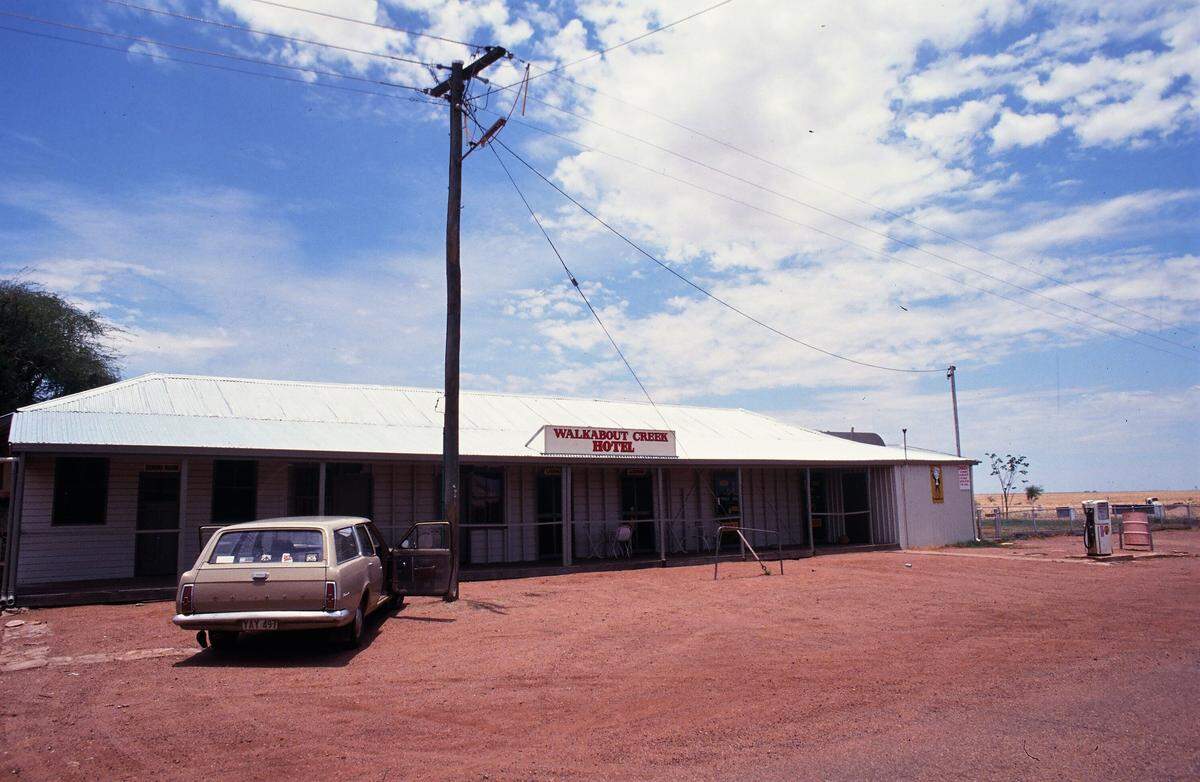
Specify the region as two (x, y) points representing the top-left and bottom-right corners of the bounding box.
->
(990, 109), (1060, 150)
(905, 97), (1003, 161)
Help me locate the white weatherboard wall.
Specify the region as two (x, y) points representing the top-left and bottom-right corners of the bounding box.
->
(895, 463), (975, 547)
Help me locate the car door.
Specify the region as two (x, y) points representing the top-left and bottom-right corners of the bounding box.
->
(390, 521), (452, 597)
(354, 524), (385, 605)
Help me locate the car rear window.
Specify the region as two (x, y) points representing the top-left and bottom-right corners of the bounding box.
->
(208, 529), (324, 565)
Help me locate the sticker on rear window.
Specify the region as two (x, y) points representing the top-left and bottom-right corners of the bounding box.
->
(239, 556), (253, 563)
(260, 554), (272, 562)
(214, 555), (235, 564)
(281, 553), (293, 563)
(305, 553), (318, 562)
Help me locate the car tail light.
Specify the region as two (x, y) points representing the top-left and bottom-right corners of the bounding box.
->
(180, 583), (194, 615)
(324, 581), (337, 612)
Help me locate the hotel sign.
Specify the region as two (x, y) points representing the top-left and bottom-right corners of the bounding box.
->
(538, 425), (677, 457)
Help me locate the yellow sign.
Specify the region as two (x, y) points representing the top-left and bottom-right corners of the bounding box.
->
(930, 465), (945, 503)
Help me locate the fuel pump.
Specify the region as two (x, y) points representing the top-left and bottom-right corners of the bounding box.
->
(1082, 500), (1112, 557)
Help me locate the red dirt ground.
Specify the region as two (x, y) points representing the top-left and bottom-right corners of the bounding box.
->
(2, 533), (1199, 781)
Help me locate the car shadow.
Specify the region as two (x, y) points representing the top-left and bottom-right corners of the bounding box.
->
(173, 605), (394, 669)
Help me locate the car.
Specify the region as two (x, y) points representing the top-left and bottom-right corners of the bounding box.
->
(173, 516), (454, 651)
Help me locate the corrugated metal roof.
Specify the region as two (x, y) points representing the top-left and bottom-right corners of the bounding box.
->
(8, 373), (971, 464)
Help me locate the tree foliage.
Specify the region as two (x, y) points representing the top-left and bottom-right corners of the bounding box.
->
(985, 452), (1029, 519)
(1025, 484), (1044, 504)
(0, 279), (121, 414)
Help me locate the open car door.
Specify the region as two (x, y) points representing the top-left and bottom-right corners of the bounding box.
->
(390, 521), (453, 598)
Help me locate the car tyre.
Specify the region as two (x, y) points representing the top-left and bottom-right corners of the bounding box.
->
(208, 630), (238, 654)
(340, 601), (365, 649)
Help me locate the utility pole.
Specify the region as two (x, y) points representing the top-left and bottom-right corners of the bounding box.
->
(428, 47), (507, 603)
(947, 365), (961, 457)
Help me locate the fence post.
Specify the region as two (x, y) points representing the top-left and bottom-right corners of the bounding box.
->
(993, 507), (1001, 540)
(1031, 505), (1038, 535)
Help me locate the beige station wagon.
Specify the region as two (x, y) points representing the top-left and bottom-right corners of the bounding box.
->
(173, 517), (453, 651)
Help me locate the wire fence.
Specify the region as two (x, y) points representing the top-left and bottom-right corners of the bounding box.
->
(974, 502), (1197, 542)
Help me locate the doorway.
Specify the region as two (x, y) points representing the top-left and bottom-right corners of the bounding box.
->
(842, 472), (871, 544)
(620, 470), (655, 553)
(135, 469), (180, 577)
(536, 471), (563, 562)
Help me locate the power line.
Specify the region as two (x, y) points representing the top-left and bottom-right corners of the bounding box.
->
(534, 68), (1184, 334)
(484, 134), (678, 433)
(477, 0), (740, 101)
(491, 137), (948, 374)
(484, 110), (1199, 363)
(0, 11), (429, 93)
(0, 24), (441, 108)
(478, 86), (1197, 354)
(99, 0), (436, 68)
(243, 0), (486, 50)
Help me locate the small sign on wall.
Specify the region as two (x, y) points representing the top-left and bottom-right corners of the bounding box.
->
(930, 465), (945, 503)
(957, 465), (971, 491)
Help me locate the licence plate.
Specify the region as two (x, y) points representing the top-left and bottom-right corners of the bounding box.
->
(240, 619), (278, 631)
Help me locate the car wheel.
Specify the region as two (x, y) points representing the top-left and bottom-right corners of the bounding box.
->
(340, 601), (365, 649)
(208, 630), (238, 653)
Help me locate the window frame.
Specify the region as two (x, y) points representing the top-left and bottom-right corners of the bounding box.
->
(462, 466), (505, 526)
(353, 524), (377, 558)
(51, 456), (110, 526)
(333, 526), (362, 564)
(287, 462), (321, 516)
(211, 459), (258, 524)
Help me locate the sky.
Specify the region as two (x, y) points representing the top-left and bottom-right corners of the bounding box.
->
(1, 0), (1198, 491)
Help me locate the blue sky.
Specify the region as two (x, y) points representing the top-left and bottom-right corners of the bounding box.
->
(1, 0), (1197, 490)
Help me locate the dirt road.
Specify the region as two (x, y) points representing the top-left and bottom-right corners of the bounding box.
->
(2, 534), (1198, 780)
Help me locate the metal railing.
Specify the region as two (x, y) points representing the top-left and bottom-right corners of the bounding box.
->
(712, 525), (783, 579)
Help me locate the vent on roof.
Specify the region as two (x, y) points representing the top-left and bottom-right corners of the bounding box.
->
(822, 430), (886, 446)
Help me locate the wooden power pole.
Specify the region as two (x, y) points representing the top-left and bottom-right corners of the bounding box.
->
(428, 47), (507, 602)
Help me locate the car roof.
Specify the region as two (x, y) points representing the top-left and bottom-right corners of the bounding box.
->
(214, 516), (371, 532)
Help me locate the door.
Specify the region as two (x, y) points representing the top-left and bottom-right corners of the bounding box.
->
(390, 521), (452, 597)
(354, 524), (385, 605)
(620, 470), (655, 553)
(135, 470), (180, 577)
(536, 472), (563, 562)
(842, 472), (871, 544)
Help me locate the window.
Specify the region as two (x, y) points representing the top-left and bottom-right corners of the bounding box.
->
(212, 460), (257, 523)
(52, 457), (109, 525)
(463, 467), (504, 525)
(208, 529), (324, 564)
(712, 470), (740, 521)
(354, 525), (376, 557)
(334, 526), (361, 563)
(287, 463), (320, 516)
(324, 463), (372, 518)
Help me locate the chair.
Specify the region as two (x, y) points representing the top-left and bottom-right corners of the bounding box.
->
(1120, 511), (1154, 551)
(613, 523), (634, 558)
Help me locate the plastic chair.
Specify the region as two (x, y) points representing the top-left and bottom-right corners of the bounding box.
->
(614, 523), (634, 557)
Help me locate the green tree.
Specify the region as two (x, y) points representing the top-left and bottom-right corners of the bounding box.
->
(0, 279), (121, 414)
(985, 452), (1029, 519)
(1025, 484), (1043, 504)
